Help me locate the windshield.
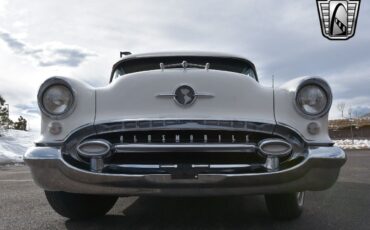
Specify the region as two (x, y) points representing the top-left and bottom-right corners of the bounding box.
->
(111, 56), (257, 82)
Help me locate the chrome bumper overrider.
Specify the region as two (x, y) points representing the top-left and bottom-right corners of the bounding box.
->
(24, 146), (346, 196)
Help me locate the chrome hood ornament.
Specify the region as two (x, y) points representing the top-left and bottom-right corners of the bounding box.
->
(159, 60), (210, 71)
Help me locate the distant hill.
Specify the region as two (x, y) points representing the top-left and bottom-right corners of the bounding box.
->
(362, 113), (370, 118)
(329, 118), (370, 130)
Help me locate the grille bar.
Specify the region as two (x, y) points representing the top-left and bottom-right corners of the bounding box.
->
(114, 143), (257, 153)
(94, 120), (275, 134)
(112, 164), (251, 169)
(99, 131), (256, 145)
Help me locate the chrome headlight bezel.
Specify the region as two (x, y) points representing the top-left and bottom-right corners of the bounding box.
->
(294, 78), (332, 120)
(37, 77), (76, 120)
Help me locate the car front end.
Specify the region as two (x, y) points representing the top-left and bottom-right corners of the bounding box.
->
(24, 52), (346, 219)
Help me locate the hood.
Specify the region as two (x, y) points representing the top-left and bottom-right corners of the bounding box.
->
(95, 69), (274, 124)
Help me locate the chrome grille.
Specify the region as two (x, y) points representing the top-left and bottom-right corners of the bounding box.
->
(61, 120), (304, 173)
(88, 130), (271, 145)
(94, 120), (275, 134)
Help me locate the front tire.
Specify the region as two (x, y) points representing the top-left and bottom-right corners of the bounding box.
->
(45, 191), (118, 219)
(265, 192), (305, 220)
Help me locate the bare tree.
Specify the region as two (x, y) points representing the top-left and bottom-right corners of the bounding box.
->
(347, 106), (354, 144)
(337, 102), (346, 118)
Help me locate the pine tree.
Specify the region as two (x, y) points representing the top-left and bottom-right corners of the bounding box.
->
(0, 95), (10, 130)
(0, 95), (7, 135)
(0, 95), (5, 105)
(0, 95), (28, 133)
(14, 116), (27, 131)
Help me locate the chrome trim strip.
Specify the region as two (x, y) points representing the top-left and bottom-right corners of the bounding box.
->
(209, 164), (251, 169)
(112, 164), (179, 169)
(160, 165), (178, 169)
(117, 164), (160, 169)
(113, 164), (252, 169)
(94, 120), (275, 135)
(192, 164), (209, 168)
(114, 143), (257, 153)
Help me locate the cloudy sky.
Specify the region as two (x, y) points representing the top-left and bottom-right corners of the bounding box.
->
(0, 0), (369, 130)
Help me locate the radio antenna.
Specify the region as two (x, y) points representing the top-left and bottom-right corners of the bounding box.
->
(272, 74), (276, 122)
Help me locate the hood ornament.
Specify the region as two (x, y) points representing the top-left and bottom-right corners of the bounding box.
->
(159, 61), (210, 71)
(157, 85), (214, 106)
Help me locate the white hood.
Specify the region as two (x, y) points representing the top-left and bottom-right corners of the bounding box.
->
(95, 69), (274, 124)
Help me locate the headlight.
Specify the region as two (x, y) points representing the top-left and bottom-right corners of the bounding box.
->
(43, 85), (73, 114)
(297, 85), (327, 114)
(295, 78), (332, 119)
(38, 78), (76, 119)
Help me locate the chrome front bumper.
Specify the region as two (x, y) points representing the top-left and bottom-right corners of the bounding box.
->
(24, 146), (346, 196)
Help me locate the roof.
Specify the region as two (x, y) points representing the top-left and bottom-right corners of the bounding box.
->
(121, 51), (249, 59)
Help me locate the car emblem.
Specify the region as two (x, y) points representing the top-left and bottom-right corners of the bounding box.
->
(317, 0), (361, 40)
(157, 85), (214, 107)
(175, 85), (196, 105)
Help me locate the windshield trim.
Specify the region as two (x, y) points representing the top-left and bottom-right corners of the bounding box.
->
(110, 55), (258, 83)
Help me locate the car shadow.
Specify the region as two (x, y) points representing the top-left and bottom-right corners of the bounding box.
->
(64, 195), (282, 229)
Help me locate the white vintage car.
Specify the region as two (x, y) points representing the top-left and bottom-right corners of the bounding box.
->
(25, 51), (346, 220)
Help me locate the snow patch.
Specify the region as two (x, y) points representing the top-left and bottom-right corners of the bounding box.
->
(334, 139), (370, 150)
(0, 129), (38, 164)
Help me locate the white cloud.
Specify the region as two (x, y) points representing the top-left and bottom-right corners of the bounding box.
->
(0, 0), (8, 15)
(0, 30), (96, 67)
